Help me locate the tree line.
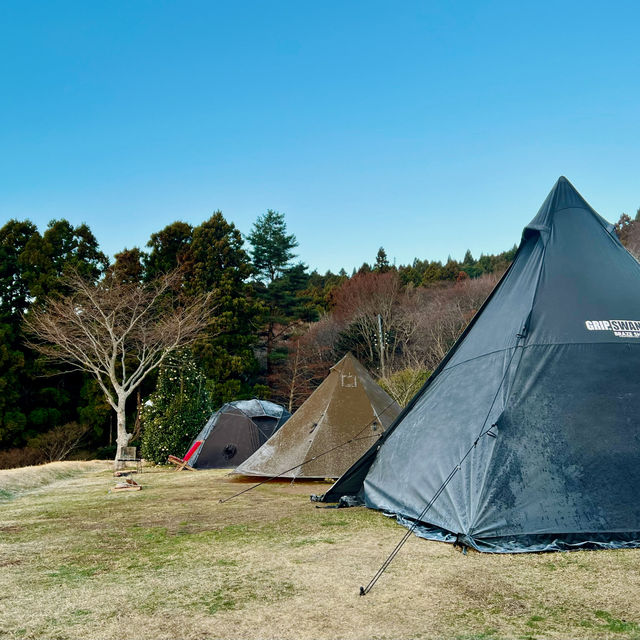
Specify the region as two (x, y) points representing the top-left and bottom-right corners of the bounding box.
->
(1, 205), (638, 467)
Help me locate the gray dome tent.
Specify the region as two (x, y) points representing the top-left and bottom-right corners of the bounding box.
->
(323, 177), (640, 553)
(188, 399), (290, 469)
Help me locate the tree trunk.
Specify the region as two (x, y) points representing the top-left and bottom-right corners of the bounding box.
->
(288, 339), (300, 413)
(131, 389), (143, 441)
(114, 395), (131, 470)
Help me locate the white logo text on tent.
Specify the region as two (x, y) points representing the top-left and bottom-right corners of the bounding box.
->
(585, 320), (640, 338)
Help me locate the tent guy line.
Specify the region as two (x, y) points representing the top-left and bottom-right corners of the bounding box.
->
(360, 425), (497, 597)
(236, 353), (401, 480)
(358, 325), (521, 595)
(323, 176), (640, 554)
(218, 397), (400, 504)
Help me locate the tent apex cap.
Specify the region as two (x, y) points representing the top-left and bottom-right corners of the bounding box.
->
(330, 352), (356, 371)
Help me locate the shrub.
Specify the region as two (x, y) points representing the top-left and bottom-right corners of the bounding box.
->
(0, 446), (45, 470)
(92, 444), (117, 460)
(378, 367), (430, 407)
(140, 352), (212, 464)
(27, 422), (90, 462)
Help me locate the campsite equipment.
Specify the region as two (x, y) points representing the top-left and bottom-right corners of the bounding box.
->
(115, 446), (142, 473)
(187, 399), (290, 469)
(167, 440), (203, 471)
(235, 353), (401, 479)
(111, 478), (141, 492)
(323, 177), (640, 554)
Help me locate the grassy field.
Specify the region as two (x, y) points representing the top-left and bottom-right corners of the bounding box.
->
(1, 463), (639, 640)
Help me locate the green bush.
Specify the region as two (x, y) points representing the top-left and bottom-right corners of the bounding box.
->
(378, 367), (430, 407)
(140, 352), (212, 464)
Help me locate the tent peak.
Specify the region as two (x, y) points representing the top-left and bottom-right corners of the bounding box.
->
(524, 176), (614, 240)
(235, 352), (400, 479)
(330, 352), (357, 371)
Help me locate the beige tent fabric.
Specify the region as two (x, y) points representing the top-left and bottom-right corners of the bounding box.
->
(235, 353), (401, 479)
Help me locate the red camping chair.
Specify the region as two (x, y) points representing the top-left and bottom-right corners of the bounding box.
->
(168, 440), (203, 471)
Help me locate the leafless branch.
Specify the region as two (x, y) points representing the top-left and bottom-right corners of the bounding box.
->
(23, 268), (218, 458)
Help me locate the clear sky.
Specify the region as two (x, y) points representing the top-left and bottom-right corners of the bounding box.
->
(1, 1), (639, 274)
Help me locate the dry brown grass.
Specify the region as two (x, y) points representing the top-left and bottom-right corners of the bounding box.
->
(0, 460), (111, 501)
(1, 464), (639, 640)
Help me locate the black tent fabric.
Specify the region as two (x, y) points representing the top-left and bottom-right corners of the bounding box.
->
(189, 399), (290, 469)
(322, 177), (640, 553)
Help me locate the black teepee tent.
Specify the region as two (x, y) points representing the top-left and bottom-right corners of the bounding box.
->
(323, 177), (640, 553)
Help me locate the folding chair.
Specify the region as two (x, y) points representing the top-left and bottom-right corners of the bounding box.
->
(168, 440), (203, 471)
(116, 446), (142, 473)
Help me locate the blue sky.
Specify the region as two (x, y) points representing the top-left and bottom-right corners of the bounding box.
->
(1, 1), (639, 273)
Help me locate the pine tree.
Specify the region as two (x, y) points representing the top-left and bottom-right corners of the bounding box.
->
(140, 352), (212, 464)
(247, 210), (298, 284)
(463, 249), (474, 266)
(248, 210), (313, 374)
(374, 247), (390, 273)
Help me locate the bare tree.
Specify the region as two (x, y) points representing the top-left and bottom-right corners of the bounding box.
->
(28, 422), (90, 462)
(616, 212), (640, 261)
(268, 316), (338, 412)
(269, 270), (501, 412)
(408, 273), (500, 369)
(332, 271), (408, 375)
(24, 269), (216, 467)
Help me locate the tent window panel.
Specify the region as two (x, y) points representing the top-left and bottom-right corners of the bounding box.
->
(342, 374), (358, 388)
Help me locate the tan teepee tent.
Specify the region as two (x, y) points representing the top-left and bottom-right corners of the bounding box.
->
(235, 353), (401, 479)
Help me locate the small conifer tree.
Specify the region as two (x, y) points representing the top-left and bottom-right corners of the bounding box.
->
(140, 351), (212, 464)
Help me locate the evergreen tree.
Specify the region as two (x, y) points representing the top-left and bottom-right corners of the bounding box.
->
(143, 213), (264, 406)
(441, 257), (461, 281)
(421, 261), (444, 284)
(144, 221), (193, 279)
(0, 220), (39, 443)
(374, 247), (390, 273)
(109, 248), (144, 284)
(262, 262), (317, 369)
(185, 212), (262, 405)
(140, 352), (211, 464)
(302, 269), (347, 313)
(247, 210), (298, 284)
(247, 211), (314, 373)
(0, 219), (109, 447)
(0, 220), (38, 317)
(20, 219), (107, 299)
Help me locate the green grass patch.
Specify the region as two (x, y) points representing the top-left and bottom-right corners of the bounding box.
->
(2, 464), (640, 640)
(46, 564), (104, 582)
(525, 615), (545, 629)
(593, 610), (639, 633)
(289, 536), (336, 547)
(319, 518), (349, 527)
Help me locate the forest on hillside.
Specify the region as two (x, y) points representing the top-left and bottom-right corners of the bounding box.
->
(1, 205), (639, 468)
